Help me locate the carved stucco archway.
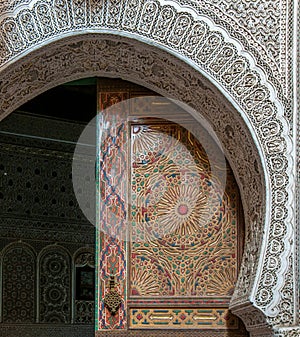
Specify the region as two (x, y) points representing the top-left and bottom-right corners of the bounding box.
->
(0, 1), (297, 336)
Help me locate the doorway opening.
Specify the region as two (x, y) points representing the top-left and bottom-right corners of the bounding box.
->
(0, 77), (248, 337)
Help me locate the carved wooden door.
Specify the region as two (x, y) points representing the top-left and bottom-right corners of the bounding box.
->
(96, 80), (248, 337)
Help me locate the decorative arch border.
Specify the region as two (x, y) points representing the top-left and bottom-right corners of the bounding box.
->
(37, 244), (72, 272)
(0, 0), (295, 335)
(37, 244), (71, 259)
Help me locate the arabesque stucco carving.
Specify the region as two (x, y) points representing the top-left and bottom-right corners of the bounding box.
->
(0, 1), (298, 335)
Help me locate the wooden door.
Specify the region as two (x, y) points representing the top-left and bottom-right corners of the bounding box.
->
(95, 79), (248, 337)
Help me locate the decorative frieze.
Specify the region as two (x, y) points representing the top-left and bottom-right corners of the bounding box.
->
(0, 0), (293, 99)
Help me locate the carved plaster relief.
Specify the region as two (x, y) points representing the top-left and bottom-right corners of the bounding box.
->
(0, 0), (296, 334)
(0, 0), (294, 100)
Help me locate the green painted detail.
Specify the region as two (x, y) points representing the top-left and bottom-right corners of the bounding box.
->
(173, 310), (181, 314)
(185, 320), (194, 325)
(185, 309), (193, 315)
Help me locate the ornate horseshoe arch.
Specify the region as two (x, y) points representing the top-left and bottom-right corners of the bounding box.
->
(0, 1), (296, 336)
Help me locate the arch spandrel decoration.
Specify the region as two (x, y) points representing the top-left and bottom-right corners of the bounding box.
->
(0, 0), (296, 335)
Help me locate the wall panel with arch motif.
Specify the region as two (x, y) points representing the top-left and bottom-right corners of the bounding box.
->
(74, 249), (95, 324)
(38, 246), (71, 323)
(2, 243), (36, 323)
